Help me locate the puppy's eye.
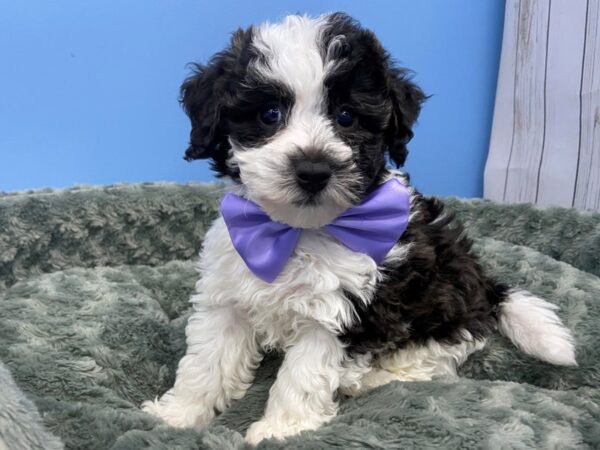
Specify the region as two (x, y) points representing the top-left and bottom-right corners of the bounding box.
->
(260, 106), (282, 125)
(336, 109), (354, 127)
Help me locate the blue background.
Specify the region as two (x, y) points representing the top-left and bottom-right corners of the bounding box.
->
(0, 1), (505, 197)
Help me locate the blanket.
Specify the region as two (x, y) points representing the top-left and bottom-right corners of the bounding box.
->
(0, 183), (599, 449)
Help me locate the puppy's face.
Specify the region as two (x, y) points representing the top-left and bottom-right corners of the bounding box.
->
(182, 13), (425, 228)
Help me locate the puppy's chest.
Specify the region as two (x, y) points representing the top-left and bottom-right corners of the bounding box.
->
(253, 230), (381, 339)
(202, 219), (380, 333)
(270, 229), (377, 295)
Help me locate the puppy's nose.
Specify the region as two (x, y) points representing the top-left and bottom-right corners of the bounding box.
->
(295, 160), (332, 193)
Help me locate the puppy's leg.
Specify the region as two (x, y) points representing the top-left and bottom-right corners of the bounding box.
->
(344, 333), (487, 396)
(378, 334), (486, 382)
(142, 304), (261, 428)
(245, 324), (344, 445)
(339, 367), (399, 396)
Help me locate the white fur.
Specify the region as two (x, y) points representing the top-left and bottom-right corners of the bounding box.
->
(378, 331), (486, 381)
(143, 195), (486, 443)
(245, 324), (346, 444)
(142, 14), (577, 445)
(498, 290), (577, 366)
(144, 215), (386, 441)
(141, 177), (486, 443)
(141, 303), (261, 427)
(342, 331), (486, 396)
(230, 15), (361, 229)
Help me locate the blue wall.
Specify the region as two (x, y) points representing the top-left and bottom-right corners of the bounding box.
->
(0, 1), (505, 197)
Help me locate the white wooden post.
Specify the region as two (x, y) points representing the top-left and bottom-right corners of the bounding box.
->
(484, 0), (600, 210)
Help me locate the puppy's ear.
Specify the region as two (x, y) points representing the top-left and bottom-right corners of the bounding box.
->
(180, 28), (252, 172)
(180, 62), (227, 162)
(385, 68), (426, 167)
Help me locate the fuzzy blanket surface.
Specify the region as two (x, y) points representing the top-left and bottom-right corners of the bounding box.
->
(1, 183), (599, 450)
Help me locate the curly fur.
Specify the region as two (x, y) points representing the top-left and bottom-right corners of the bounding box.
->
(141, 13), (576, 445)
(0, 183), (596, 449)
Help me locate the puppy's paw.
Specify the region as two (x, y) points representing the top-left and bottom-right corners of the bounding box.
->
(141, 394), (214, 429)
(245, 419), (281, 445)
(339, 368), (401, 397)
(245, 416), (328, 445)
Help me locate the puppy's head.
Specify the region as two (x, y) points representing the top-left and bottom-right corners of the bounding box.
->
(182, 13), (425, 228)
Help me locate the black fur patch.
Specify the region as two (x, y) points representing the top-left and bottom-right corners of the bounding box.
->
(180, 13), (426, 187)
(340, 191), (509, 357)
(180, 27), (295, 178)
(180, 14), (507, 359)
(322, 13), (426, 173)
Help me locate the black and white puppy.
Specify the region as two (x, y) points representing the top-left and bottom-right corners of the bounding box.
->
(143, 13), (576, 444)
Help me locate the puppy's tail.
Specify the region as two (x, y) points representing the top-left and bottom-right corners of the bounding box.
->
(495, 288), (576, 366)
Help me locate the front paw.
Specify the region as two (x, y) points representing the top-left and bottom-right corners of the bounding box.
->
(245, 419), (282, 445)
(141, 395), (214, 429)
(245, 416), (328, 445)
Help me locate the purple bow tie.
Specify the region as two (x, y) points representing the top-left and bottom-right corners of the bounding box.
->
(220, 178), (410, 283)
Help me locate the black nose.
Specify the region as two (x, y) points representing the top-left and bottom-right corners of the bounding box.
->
(295, 160), (332, 193)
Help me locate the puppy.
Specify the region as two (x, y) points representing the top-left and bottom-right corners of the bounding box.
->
(143, 13), (576, 444)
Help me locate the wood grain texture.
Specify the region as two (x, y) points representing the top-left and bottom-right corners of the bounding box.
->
(484, 0), (522, 201)
(485, 0), (600, 211)
(574, 0), (600, 210)
(536, 0), (587, 206)
(504, 0), (550, 203)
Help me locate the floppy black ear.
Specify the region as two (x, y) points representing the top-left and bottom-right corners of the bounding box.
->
(385, 68), (426, 167)
(180, 28), (252, 174)
(180, 61), (227, 162)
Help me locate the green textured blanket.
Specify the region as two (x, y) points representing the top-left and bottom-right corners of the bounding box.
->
(1, 183), (599, 449)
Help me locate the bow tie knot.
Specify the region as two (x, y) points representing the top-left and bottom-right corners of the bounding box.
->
(220, 178), (410, 283)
